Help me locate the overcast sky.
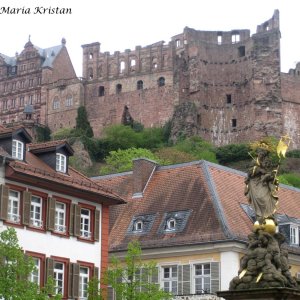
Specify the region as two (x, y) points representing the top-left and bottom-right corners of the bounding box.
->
(1, 0), (298, 76)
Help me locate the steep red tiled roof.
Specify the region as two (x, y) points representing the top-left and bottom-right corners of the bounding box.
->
(94, 162), (228, 251)
(7, 150), (124, 203)
(28, 140), (69, 151)
(93, 160), (300, 252)
(0, 125), (24, 135)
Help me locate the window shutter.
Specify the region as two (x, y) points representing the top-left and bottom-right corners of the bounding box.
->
(182, 264), (191, 295)
(45, 258), (54, 285)
(177, 265), (183, 295)
(46, 197), (56, 231)
(69, 204), (75, 236)
(94, 209), (100, 241)
(68, 263), (73, 298)
(94, 266), (99, 280)
(0, 184), (9, 220)
(279, 224), (291, 245)
(22, 191), (32, 226)
(72, 263), (80, 298)
(74, 204), (81, 237)
(210, 262), (220, 293)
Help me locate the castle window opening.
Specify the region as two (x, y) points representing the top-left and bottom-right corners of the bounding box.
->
(53, 97), (60, 110)
(89, 52), (93, 59)
(130, 58), (136, 71)
(231, 32), (240, 44)
(29, 95), (33, 105)
(116, 84), (122, 94)
(238, 46), (245, 57)
(98, 86), (105, 97)
(65, 95), (73, 107)
(176, 39), (181, 48)
(88, 68), (93, 80)
(232, 118), (237, 128)
(19, 97), (24, 107)
(3, 100), (8, 110)
(226, 94), (232, 104)
(11, 99), (16, 108)
(217, 33), (222, 45)
(263, 22), (269, 31)
(137, 80), (143, 90)
(158, 77), (165, 87)
(120, 61), (125, 74)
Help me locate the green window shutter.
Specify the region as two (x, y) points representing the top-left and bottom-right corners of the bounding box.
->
(0, 184), (9, 220)
(94, 209), (100, 241)
(46, 197), (56, 231)
(72, 263), (80, 298)
(74, 204), (81, 237)
(182, 264), (191, 295)
(177, 265), (183, 295)
(45, 258), (54, 285)
(22, 191), (32, 226)
(210, 262), (220, 293)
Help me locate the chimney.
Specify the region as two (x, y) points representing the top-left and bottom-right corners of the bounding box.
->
(132, 158), (157, 198)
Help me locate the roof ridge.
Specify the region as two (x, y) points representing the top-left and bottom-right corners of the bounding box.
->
(201, 160), (233, 238)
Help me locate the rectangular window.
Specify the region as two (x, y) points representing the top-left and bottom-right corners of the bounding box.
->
(80, 208), (91, 239)
(56, 153), (66, 173)
(30, 196), (43, 228)
(162, 266), (177, 294)
(54, 262), (65, 295)
(12, 139), (24, 160)
(226, 94), (232, 104)
(55, 202), (66, 233)
(193, 263), (211, 294)
(79, 267), (89, 299)
(30, 257), (41, 284)
(232, 119), (237, 128)
(29, 95), (33, 105)
(29, 79), (33, 87)
(19, 97), (24, 107)
(8, 190), (20, 223)
(290, 226), (299, 245)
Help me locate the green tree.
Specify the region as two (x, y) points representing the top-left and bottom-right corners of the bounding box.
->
(216, 143), (250, 164)
(76, 106), (94, 138)
(0, 227), (61, 300)
(100, 148), (168, 175)
(155, 147), (197, 164)
(279, 173), (300, 188)
(35, 126), (51, 142)
(105, 241), (171, 300)
(174, 136), (217, 163)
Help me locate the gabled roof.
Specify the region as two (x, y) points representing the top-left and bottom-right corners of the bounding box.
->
(93, 160), (300, 253)
(0, 43), (64, 69)
(0, 125), (32, 142)
(28, 140), (74, 156)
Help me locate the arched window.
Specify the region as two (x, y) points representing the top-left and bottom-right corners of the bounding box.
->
(98, 86), (105, 97)
(116, 84), (122, 94)
(134, 220), (143, 232)
(53, 97), (60, 109)
(120, 61), (125, 74)
(137, 80), (143, 90)
(130, 58), (136, 71)
(158, 77), (165, 87)
(166, 218), (176, 231)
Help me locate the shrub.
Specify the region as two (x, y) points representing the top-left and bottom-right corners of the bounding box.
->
(35, 126), (51, 142)
(279, 173), (300, 188)
(155, 148), (196, 164)
(216, 143), (250, 164)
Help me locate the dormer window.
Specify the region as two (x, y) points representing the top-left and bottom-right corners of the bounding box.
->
(56, 153), (66, 173)
(134, 220), (143, 232)
(166, 218), (176, 231)
(12, 139), (24, 160)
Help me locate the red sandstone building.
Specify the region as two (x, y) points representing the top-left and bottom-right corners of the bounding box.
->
(0, 125), (124, 299)
(1, 10), (300, 147)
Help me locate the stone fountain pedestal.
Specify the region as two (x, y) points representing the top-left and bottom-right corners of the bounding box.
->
(217, 287), (300, 300)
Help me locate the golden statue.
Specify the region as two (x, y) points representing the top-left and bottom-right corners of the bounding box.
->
(244, 136), (291, 233)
